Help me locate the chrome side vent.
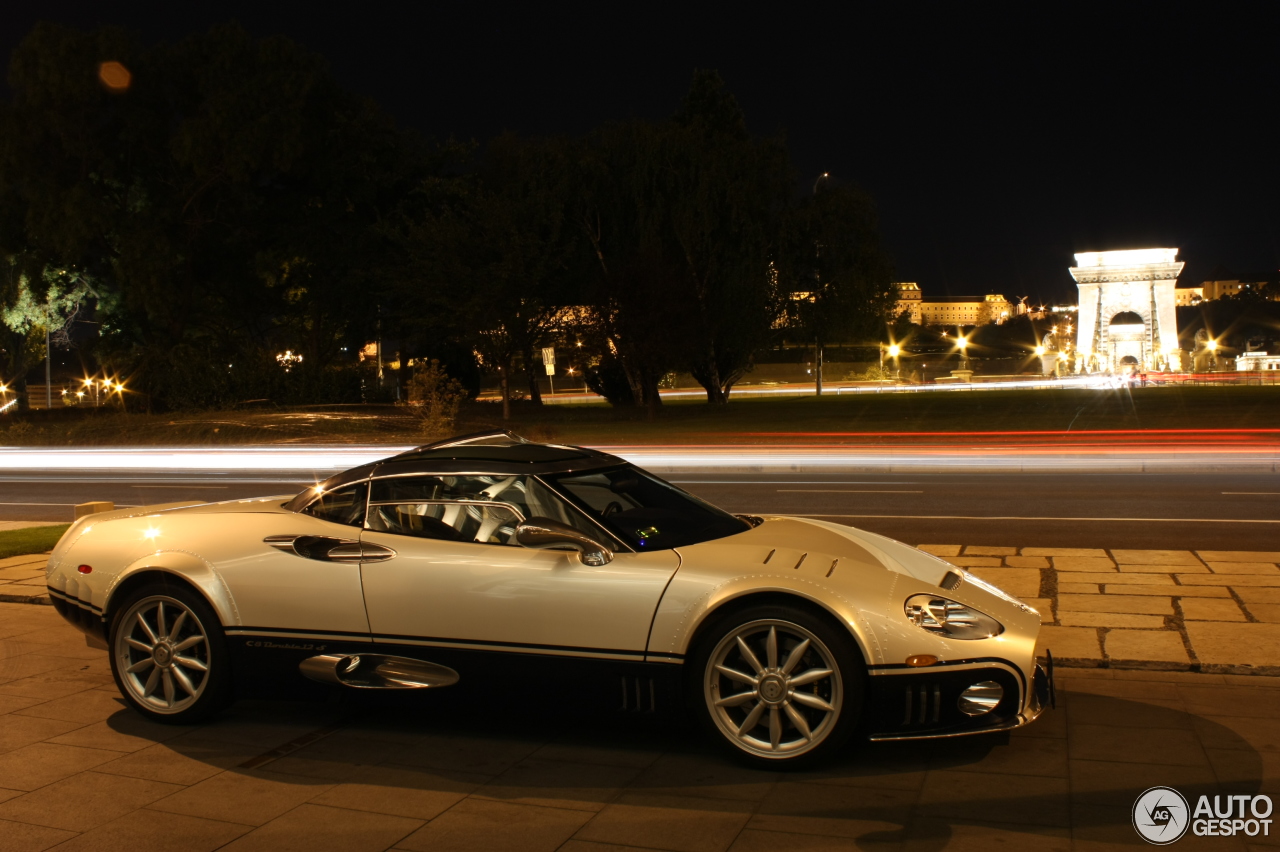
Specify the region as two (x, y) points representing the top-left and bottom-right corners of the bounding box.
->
(902, 684), (942, 725)
(793, 553), (808, 570)
(940, 571), (963, 590)
(619, 676), (657, 712)
(827, 559), (839, 578)
(299, 654), (457, 689)
(763, 549), (775, 564)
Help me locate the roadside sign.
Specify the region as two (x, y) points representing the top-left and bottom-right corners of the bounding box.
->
(541, 347), (555, 367)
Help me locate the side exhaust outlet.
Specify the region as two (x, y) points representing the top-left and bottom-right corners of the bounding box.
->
(299, 654), (460, 690)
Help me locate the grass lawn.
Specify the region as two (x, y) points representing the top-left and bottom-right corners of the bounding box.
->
(0, 525), (70, 560)
(2, 385), (1277, 446)
(534, 385), (1280, 444)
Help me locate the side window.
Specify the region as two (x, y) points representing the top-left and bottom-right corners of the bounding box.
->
(302, 483), (368, 527)
(367, 501), (523, 544)
(371, 475), (530, 513)
(367, 475), (530, 545)
(524, 477), (610, 542)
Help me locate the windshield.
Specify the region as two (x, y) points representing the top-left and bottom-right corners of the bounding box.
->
(544, 465), (749, 550)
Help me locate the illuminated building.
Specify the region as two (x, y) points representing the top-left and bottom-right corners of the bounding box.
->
(1070, 248), (1182, 372)
(893, 282), (922, 323)
(1175, 287), (1203, 307)
(1198, 273), (1277, 301)
(919, 294), (1013, 326)
(1236, 351), (1280, 371)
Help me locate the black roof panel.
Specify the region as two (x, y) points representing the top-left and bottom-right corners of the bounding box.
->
(285, 434), (625, 510)
(390, 444), (591, 465)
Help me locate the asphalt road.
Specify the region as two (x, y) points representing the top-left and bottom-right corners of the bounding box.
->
(3, 468), (1277, 550)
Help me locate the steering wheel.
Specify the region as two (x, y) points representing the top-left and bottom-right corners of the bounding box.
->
(602, 501), (623, 518)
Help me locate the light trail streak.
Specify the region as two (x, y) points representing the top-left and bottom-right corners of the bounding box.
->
(494, 374), (1115, 404)
(805, 513), (1280, 524)
(0, 446), (409, 472)
(740, 429), (1280, 437)
(0, 501), (139, 507)
(0, 437), (1276, 475)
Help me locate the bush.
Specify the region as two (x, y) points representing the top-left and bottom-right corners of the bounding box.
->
(844, 365), (892, 381)
(584, 354), (636, 406)
(401, 359), (466, 439)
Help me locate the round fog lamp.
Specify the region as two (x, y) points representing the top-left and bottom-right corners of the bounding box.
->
(957, 680), (1003, 716)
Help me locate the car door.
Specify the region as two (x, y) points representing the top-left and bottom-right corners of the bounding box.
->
(218, 481), (373, 639)
(358, 474), (680, 659)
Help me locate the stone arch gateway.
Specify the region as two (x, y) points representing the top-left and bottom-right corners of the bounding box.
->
(1069, 249), (1183, 372)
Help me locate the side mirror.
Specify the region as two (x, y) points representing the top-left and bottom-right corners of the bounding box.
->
(516, 517), (614, 566)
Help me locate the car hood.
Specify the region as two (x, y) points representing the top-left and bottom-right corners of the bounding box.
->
(681, 515), (956, 585)
(674, 515), (1033, 620)
(661, 515), (1038, 670)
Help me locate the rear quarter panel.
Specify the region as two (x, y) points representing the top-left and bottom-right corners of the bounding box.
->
(48, 504), (370, 635)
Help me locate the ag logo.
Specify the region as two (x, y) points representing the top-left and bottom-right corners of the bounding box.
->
(1134, 786), (1190, 845)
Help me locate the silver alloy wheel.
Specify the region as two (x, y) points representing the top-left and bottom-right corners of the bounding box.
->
(114, 595), (211, 714)
(704, 618), (843, 759)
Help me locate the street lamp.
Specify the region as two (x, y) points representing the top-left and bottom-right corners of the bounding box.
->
(276, 350), (303, 372)
(957, 336), (970, 370)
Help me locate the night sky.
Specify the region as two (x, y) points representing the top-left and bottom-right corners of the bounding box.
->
(3, 2), (1278, 304)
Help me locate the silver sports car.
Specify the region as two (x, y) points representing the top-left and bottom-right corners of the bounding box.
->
(46, 430), (1053, 765)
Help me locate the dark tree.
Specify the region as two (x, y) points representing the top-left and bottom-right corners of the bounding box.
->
(390, 135), (578, 420)
(668, 70), (792, 403)
(0, 23), (418, 410)
(779, 182), (896, 394)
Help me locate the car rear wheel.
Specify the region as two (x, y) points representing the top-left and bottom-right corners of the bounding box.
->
(691, 603), (864, 767)
(109, 581), (231, 724)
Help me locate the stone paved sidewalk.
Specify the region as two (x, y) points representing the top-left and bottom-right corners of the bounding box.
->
(1, 601), (1278, 852)
(0, 554), (52, 606)
(920, 545), (1280, 675)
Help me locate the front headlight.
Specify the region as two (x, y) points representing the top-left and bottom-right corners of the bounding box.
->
(904, 594), (1004, 640)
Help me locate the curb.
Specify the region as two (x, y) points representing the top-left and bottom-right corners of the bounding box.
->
(1049, 654), (1280, 678)
(0, 592), (52, 606)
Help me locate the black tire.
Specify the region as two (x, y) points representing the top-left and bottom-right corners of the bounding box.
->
(108, 579), (233, 724)
(687, 601), (865, 768)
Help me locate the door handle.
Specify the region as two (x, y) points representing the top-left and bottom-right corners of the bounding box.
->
(325, 543), (365, 562)
(359, 543), (397, 563)
(265, 535), (396, 563)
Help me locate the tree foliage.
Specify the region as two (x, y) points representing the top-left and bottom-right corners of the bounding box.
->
(0, 27), (896, 416)
(0, 22), (418, 410)
(779, 183), (896, 355)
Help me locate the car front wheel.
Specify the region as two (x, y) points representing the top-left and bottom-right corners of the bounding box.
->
(692, 603), (864, 767)
(109, 582), (231, 724)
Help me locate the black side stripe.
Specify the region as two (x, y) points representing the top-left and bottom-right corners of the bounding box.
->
(228, 625), (685, 662)
(233, 625), (368, 639)
(373, 632), (645, 658)
(47, 588), (104, 615)
(868, 656), (1028, 692)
